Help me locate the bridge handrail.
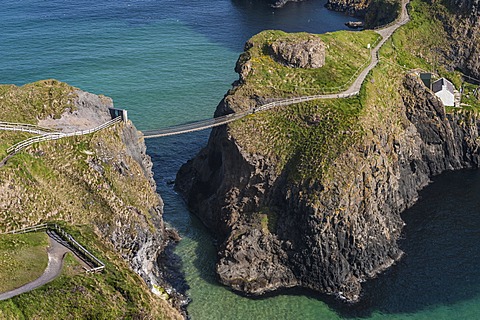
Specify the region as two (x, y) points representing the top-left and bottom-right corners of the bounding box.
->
(0, 122), (56, 131)
(6, 117), (122, 154)
(2, 223), (105, 273)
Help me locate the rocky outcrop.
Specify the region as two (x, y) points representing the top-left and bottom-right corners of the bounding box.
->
(177, 61), (480, 302)
(40, 88), (170, 289)
(438, 0), (480, 78)
(0, 81), (183, 316)
(268, 0), (306, 8)
(270, 37), (326, 68)
(176, 0), (480, 306)
(325, 0), (371, 15)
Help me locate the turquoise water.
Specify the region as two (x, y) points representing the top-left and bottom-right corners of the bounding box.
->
(2, 0), (480, 319)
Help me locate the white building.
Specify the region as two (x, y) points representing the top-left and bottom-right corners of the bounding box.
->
(432, 78), (455, 107)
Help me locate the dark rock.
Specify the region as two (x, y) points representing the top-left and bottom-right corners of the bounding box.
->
(325, 0), (370, 16)
(345, 21), (364, 29)
(176, 72), (480, 302)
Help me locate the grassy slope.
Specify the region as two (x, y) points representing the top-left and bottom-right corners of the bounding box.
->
(237, 29), (381, 98)
(0, 232), (49, 293)
(0, 226), (179, 320)
(230, 0), (478, 183)
(230, 29), (380, 180)
(0, 82), (180, 319)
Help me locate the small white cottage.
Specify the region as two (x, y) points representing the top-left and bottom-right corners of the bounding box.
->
(432, 78), (455, 107)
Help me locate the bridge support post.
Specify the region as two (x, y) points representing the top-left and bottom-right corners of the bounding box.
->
(122, 110), (128, 123)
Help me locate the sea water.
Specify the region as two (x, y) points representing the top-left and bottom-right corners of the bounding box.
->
(2, 0), (480, 318)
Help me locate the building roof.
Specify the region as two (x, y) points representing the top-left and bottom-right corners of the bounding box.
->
(432, 78), (455, 95)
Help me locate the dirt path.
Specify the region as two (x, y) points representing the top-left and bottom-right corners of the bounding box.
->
(0, 235), (70, 301)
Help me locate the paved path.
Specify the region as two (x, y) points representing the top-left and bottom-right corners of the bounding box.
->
(0, 235), (69, 301)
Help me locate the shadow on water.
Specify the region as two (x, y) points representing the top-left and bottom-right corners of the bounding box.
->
(329, 169), (480, 318)
(148, 130), (480, 319)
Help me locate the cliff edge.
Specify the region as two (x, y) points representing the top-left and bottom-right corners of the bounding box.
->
(176, 0), (480, 302)
(0, 80), (183, 319)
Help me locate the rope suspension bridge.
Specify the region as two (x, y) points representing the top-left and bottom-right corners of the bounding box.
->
(1, 0), (410, 153)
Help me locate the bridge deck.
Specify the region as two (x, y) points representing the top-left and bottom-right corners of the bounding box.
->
(143, 0), (410, 139)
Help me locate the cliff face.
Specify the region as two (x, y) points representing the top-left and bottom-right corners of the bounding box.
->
(42, 88), (168, 287)
(325, 0), (371, 15)
(0, 81), (182, 318)
(176, 69), (480, 300)
(326, 0), (480, 77)
(439, 0), (480, 78)
(176, 0), (480, 300)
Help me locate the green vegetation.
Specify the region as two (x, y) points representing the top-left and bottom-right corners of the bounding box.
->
(231, 98), (363, 181)
(231, 0), (480, 186)
(0, 81), (180, 318)
(0, 232), (49, 293)
(0, 225), (178, 319)
(460, 82), (480, 111)
(229, 28), (383, 181)
(380, 0), (480, 114)
(0, 80), (76, 124)
(0, 80), (76, 160)
(238, 29), (381, 98)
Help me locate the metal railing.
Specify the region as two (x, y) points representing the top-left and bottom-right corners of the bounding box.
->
(6, 117), (122, 154)
(49, 224), (105, 273)
(0, 122), (58, 135)
(4, 223), (49, 234)
(2, 223), (105, 273)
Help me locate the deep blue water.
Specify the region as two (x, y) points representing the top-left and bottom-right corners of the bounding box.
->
(2, 0), (480, 319)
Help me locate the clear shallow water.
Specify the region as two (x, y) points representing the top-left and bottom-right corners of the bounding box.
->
(2, 0), (480, 319)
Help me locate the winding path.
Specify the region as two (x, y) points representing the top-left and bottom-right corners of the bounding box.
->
(0, 235), (69, 301)
(0, 1), (410, 143)
(142, 0), (410, 138)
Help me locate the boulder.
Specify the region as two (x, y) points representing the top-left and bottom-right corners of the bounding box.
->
(269, 37), (326, 69)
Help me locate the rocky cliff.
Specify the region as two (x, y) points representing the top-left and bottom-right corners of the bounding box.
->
(326, 0), (371, 15)
(0, 80), (182, 318)
(437, 0), (480, 78)
(176, 0), (480, 302)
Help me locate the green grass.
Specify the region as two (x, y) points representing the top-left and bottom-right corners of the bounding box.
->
(0, 80), (76, 124)
(0, 81), (181, 318)
(0, 232), (49, 293)
(229, 0), (480, 185)
(0, 225), (178, 320)
(237, 29), (381, 99)
(460, 82), (480, 111)
(227, 29), (382, 181)
(231, 97), (363, 181)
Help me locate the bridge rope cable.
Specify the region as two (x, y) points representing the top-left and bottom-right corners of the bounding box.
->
(143, 0), (410, 139)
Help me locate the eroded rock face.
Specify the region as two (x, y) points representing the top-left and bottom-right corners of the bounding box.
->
(176, 72), (480, 301)
(441, 0), (480, 78)
(325, 0), (371, 15)
(270, 37), (326, 68)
